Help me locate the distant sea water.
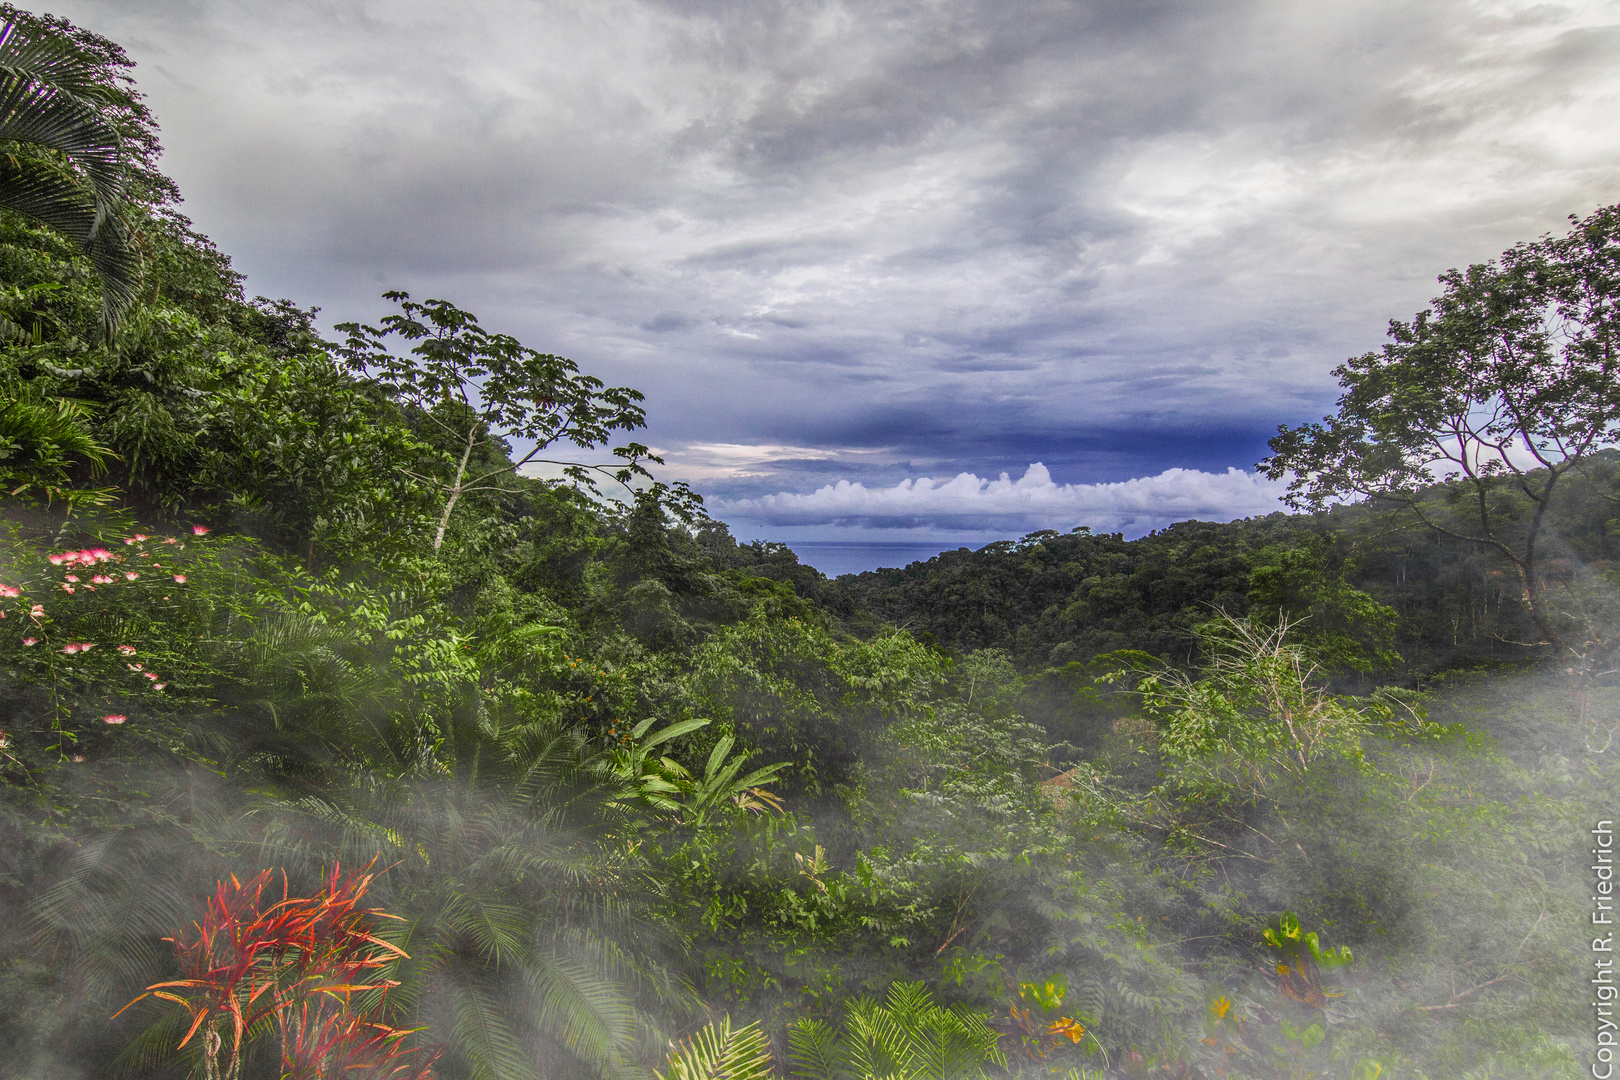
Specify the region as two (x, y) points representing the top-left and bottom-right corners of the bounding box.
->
(785, 540), (985, 578)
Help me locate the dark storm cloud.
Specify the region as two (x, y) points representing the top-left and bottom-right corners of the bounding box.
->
(35, 0), (1620, 536)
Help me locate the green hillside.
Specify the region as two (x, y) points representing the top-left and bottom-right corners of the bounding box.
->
(0, 10), (1612, 1080)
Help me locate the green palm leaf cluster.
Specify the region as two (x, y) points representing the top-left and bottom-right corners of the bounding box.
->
(658, 985), (1004, 1080)
(597, 716), (786, 828)
(0, 17), (137, 335)
(656, 1018), (774, 1080)
(788, 984), (1005, 1080)
(0, 380), (111, 505)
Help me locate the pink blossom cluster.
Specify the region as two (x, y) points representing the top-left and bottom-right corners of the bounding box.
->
(48, 548), (114, 567)
(125, 654), (167, 690)
(1, 530), (210, 730)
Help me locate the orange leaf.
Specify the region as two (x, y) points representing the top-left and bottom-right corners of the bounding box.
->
(176, 1008), (211, 1049)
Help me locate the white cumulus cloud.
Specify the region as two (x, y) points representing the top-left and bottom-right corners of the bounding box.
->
(714, 463), (1291, 537)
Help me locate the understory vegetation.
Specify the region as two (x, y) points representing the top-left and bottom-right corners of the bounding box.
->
(0, 9), (1613, 1080)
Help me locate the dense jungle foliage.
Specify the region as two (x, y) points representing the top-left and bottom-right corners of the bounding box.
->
(0, 10), (1613, 1080)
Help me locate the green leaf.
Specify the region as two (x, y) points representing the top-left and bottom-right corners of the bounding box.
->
(641, 716), (710, 750)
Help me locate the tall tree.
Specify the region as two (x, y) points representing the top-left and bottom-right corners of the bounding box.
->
(337, 293), (681, 552)
(1264, 204), (1620, 743)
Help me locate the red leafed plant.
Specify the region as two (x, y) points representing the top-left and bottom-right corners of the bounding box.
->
(116, 859), (438, 1080)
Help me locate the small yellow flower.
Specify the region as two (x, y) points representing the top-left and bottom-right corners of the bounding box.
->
(1048, 1018), (1085, 1043)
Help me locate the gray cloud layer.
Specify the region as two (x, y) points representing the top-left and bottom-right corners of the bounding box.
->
(34, 0), (1620, 536)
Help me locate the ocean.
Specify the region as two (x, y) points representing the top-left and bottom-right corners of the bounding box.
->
(784, 540), (985, 578)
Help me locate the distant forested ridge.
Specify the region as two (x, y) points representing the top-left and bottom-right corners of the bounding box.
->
(0, 9), (1611, 1080)
(840, 455), (1620, 679)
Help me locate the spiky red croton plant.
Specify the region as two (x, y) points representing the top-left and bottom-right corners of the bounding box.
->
(118, 859), (438, 1080)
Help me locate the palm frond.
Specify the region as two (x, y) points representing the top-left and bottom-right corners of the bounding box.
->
(0, 19), (138, 333)
(526, 944), (638, 1077)
(0, 72), (123, 203)
(788, 1017), (845, 1080)
(438, 892), (527, 969)
(657, 1018), (773, 1080)
(450, 974), (536, 1080)
(843, 998), (917, 1080)
(0, 20), (119, 106)
(794, 985), (1004, 1080)
(112, 1007), (194, 1074)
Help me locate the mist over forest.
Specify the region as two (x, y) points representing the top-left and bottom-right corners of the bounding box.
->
(0, 6), (1615, 1080)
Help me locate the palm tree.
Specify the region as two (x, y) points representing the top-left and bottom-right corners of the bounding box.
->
(0, 17), (138, 336)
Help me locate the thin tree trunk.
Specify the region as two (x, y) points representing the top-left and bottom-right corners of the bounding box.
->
(433, 489), (462, 552)
(433, 426), (479, 552)
(1514, 468), (1563, 652)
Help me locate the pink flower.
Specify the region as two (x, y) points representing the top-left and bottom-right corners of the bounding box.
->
(70, 754), (84, 762)
(143, 671), (158, 681)
(127, 663), (142, 671)
(47, 554), (66, 565)
(29, 604), (44, 619)
(0, 584), (19, 598)
(117, 645), (136, 655)
(130, 534), (147, 543)
(64, 575), (78, 583)
(164, 538), (178, 545)
(91, 575), (113, 584)
(63, 642), (93, 655)
(123, 572), (139, 581)
(102, 714), (126, 725)
(85, 548), (112, 562)
(191, 525), (210, 536)
(153, 683), (166, 691)
(0, 731), (8, 749)
(60, 583), (74, 594)
(172, 575), (187, 584)
(21, 637), (37, 646)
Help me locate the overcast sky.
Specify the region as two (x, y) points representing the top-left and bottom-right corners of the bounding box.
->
(32, 0), (1620, 545)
